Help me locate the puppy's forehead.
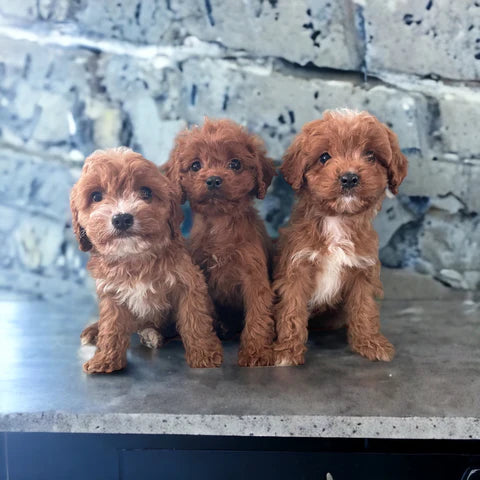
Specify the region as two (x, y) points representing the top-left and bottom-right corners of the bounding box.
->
(85, 148), (147, 168)
(181, 138), (252, 163)
(307, 114), (388, 152)
(81, 149), (165, 189)
(88, 149), (154, 171)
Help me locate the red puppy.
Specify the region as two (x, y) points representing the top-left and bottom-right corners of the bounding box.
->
(164, 118), (276, 366)
(71, 147), (222, 373)
(273, 110), (408, 366)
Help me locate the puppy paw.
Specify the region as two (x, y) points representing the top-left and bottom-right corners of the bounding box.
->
(139, 327), (164, 349)
(185, 340), (223, 368)
(273, 349), (305, 367)
(83, 352), (126, 374)
(351, 333), (395, 362)
(238, 347), (274, 367)
(80, 323), (98, 346)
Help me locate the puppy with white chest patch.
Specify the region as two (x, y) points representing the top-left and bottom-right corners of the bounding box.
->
(71, 147), (223, 373)
(273, 110), (408, 366)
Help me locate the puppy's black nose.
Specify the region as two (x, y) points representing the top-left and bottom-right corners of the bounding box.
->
(112, 213), (134, 231)
(340, 172), (360, 190)
(206, 176), (223, 190)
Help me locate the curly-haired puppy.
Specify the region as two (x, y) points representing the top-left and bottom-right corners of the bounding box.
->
(70, 147), (223, 373)
(163, 118), (276, 367)
(273, 110), (408, 366)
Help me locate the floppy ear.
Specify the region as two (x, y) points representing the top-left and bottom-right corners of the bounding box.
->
(384, 126), (408, 195)
(280, 130), (310, 191)
(69, 185), (92, 252)
(167, 198), (184, 240)
(247, 134), (276, 199)
(162, 142), (187, 204)
(162, 175), (184, 240)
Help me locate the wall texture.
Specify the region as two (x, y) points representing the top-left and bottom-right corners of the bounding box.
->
(0, 0), (479, 303)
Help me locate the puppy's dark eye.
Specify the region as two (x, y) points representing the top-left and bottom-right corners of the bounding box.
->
(91, 191), (102, 202)
(366, 151), (376, 162)
(190, 160), (202, 172)
(140, 186), (152, 200)
(319, 152), (331, 164)
(228, 158), (241, 171)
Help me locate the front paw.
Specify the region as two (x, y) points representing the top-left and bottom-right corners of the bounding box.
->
(80, 323), (98, 346)
(139, 327), (164, 349)
(350, 333), (395, 362)
(186, 340), (223, 368)
(238, 347), (274, 367)
(83, 352), (126, 374)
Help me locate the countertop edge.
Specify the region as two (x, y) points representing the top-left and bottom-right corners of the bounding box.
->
(1, 412), (479, 440)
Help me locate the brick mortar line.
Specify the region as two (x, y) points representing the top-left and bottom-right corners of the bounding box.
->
(0, 21), (478, 91)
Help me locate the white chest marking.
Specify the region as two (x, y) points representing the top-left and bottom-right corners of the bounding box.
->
(295, 217), (375, 308)
(96, 278), (174, 318)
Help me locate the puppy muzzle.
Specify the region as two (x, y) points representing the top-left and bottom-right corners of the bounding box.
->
(112, 213), (134, 231)
(206, 176), (223, 190)
(339, 172), (360, 191)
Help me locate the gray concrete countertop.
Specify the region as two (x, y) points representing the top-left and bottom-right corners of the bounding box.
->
(0, 296), (479, 439)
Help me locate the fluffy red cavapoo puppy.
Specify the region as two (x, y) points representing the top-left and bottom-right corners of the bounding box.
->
(273, 109), (408, 366)
(71, 147), (223, 373)
(163, 118), (276, 367)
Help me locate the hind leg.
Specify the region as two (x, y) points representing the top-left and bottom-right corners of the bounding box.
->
(80, 322), (98, 345)
(82, 321), (164, 349)
(138, 327), (164, 349)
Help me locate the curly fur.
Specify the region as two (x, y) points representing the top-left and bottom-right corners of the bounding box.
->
(70, 147), (222, 373)
(163, 118), (276, 366)
(273, 110), (408, 366)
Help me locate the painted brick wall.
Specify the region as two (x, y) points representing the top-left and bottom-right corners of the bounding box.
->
(0, 0), (478, 302)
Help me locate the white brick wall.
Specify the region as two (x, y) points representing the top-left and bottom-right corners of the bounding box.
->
(362, 0), (480, 80)
(0, 0), (478, 298)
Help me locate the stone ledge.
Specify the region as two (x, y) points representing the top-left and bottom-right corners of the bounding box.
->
(2, 412), (479, 440)
(1, 298), (479, 439)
